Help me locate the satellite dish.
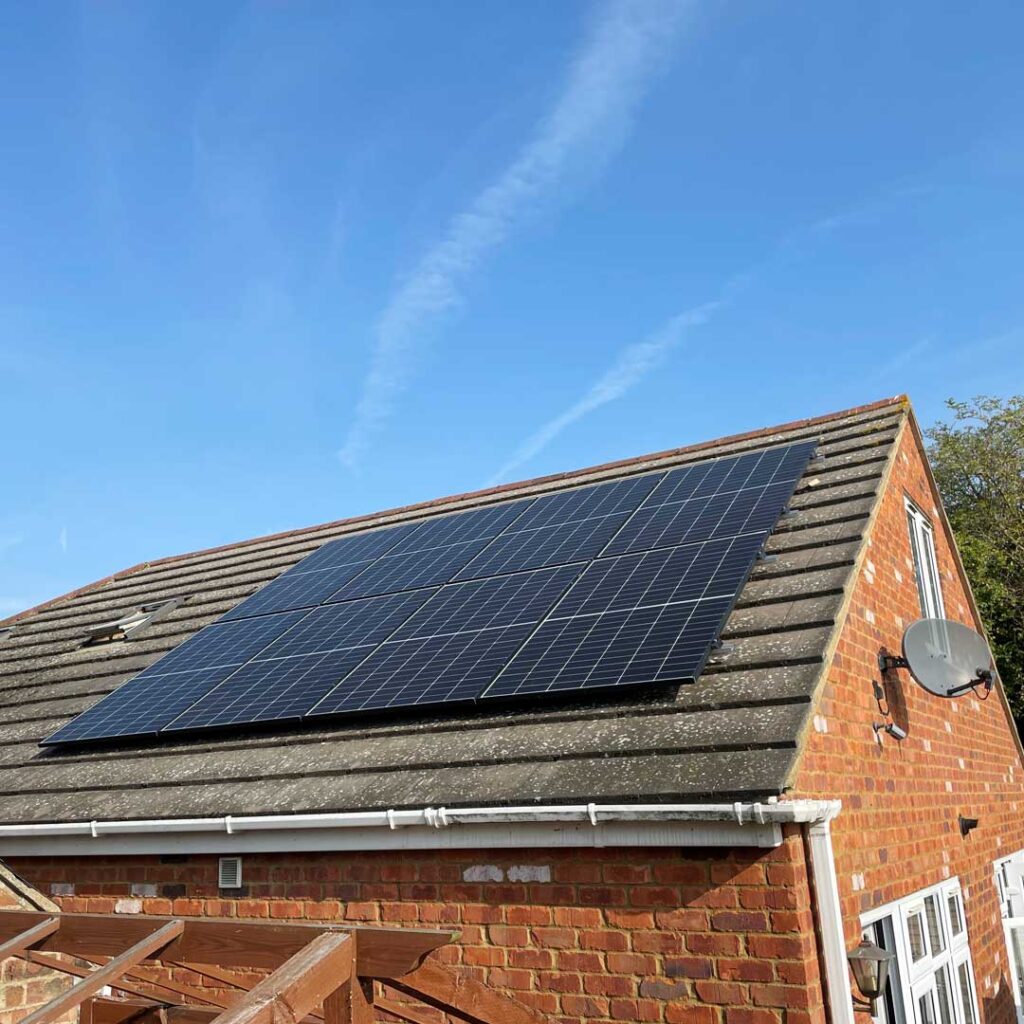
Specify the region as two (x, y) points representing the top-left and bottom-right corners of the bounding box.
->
(894, 619), (995, 699)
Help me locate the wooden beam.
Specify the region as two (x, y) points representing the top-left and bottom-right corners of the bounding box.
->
(387, 961), (551, 1024)
(0, 917), (60, 960)
(0, 910), (450, 977)
(18, 919), (185, 1024)
(208, 932), (352, 1024)
(87, 997), (222, 1024)
(374, 997), (438, 1024)
(20, 950), (225, 1009)
(168, 962), (325, 1023)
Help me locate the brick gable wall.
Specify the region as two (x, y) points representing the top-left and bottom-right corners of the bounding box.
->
(8, 835), (826, 1024)
(792, 418), (1024, 1023)
(0, 867), (73, 1024)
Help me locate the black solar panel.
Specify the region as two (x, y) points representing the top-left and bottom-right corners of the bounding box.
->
(483, 595), (735, 696)
(43, 665), (242, 743)
(220, 562), (373, 620)
(42, 438), (816, 746)
(281, 522), (419, 576)
(331, 537), (491, 601)
(308, 624), (535, 715)
(456, 513), (630, 581)
(508, 474), (660, 532)
(387, 501), (532, 554)
(165, 647), (375, 730)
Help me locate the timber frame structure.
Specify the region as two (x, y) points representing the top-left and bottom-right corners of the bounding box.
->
(0, 910), (550, 1024)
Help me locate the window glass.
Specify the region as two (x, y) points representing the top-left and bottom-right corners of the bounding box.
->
(917, 988), (937, 1024)
(957, 960), (977, 1024)
(905, 500), (945, 619)
(934, 966), (954, 1024)
(947, 893), (964, 939)
(1012, 926), (1024, 1000)
(925, 896), (946, 954)
(908, 909), (928, 962)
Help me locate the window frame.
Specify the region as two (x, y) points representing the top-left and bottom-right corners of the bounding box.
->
(905, 498), (945, 619)
(862, 878), (977, 1024)
(995, 849), (1024, 1023)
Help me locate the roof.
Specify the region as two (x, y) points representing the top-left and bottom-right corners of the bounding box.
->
(0, 398), (907, 824)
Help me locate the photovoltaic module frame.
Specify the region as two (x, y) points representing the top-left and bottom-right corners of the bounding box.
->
(42, 439), (816, 746)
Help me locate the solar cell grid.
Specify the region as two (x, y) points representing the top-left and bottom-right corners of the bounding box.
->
(483, 595), (734, 697)
(604, 480), (795, 556)
(394, 565), (581, 640)
(144, 610), (307, 674)
(552, 533), (765, 619)
(42, 665), (240, 744)
(255, 589), (436, 660)
(386, 500), (532, 555)
(330, 537), (490, 601)
(283, 523), (419, 576)
(220, 561), (372, 621)
(508, 473), (661, 533)
(165, 647), (373, 730)
(456, 512), (630, 581)
(309, 623), (534, 715)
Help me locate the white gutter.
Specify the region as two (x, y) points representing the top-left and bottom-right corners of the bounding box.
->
(0, 799), (839, 856)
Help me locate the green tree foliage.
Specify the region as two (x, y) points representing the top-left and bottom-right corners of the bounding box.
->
(926, 396), (1024, 717)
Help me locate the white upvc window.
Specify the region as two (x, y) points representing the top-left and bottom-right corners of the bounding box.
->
(995, 850), (1024, 1022)
(862, 878), (979, 1024)
(906, 499), (945, 619)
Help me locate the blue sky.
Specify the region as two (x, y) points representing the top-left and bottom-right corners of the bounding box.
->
(2, 1), (1023, 618)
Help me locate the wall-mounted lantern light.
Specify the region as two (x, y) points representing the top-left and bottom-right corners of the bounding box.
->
(848, 938), (895, 1015)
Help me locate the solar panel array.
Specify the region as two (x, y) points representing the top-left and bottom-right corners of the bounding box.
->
(43, 440), (816, 746)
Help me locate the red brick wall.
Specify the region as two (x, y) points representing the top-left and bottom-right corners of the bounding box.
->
(9, 833), (826, 1024)
(792, 418), (1024, 1023)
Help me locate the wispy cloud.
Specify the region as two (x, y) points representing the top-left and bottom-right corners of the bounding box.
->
(58, 526), (68, 554)
(486, 301), (721, 485)
(338, 0), (692, 467)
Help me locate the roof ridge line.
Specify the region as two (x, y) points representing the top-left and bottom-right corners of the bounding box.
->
(3, 395), (908, 627)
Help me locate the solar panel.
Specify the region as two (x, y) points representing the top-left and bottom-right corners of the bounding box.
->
(141, 611), (308, 675)
(482, 595), (735, 696)
(508, 474), (660, 532)
(387, 501), (532, 554)
(330, 537), (491, 601)
(42, 665), (241, 744)
(455, 513), (631, 581)
(42, 438), (816, 746)
(308, 624), (535, 715)
(220, 562), (373, 621)
(164, 647), (374, 730)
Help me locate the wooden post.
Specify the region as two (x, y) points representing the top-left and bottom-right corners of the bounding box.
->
(207, 932), (352, 1024)
(17, 919), (185, 1024)
(321, 935), (372, 1024)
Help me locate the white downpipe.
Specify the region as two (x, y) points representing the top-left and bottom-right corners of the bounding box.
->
(807, 814), (855, 1024)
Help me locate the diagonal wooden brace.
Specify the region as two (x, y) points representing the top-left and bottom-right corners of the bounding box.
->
(387, 961), (552, 1024)
(207, 931), (353, 1024)
(0, 917), (60, 960)
(18, 919), (186, 1024)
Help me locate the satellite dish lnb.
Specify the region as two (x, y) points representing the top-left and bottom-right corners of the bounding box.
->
(880, 619), (995, 699)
